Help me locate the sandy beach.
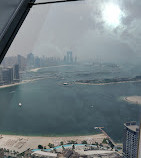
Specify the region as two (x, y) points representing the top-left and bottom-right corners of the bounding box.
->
(0, 134), (106, 153)
(123, 96), (141, 105)
(0, 78), (45, 89)
(30, 68), (41, 72)
(30, 65), (74, 72)
(75, 79), (141, 86)
(0, 80), (31, 89)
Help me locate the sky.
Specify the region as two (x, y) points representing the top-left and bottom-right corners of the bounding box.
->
(7, 0), (141, 64)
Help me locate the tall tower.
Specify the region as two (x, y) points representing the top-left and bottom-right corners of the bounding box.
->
(17, 55), (26, 71)
(2, 68), (13, 84)
(0, 66), (3, 83)
(14, 64), (20, 81)
(27, 53), (34, 68)
(123, 122), (139, 158)
(66, 51), (73, 64)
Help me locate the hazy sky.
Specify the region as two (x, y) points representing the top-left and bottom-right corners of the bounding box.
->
(7, 0), (141, 63)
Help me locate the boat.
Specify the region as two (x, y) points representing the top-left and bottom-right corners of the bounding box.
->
(19, 103), (22, 107)
(63, 83), (69, 85)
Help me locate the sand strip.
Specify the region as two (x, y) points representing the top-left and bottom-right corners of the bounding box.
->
(0, 134), (106, 153)
(123, 96), (141, 105)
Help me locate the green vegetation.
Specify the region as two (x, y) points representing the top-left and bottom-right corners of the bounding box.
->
(72, 144), (75, 150)
(99, 143), (103, 147)
(62, 145), (65, 150)
(102, 138), (108, 144)
(117, 146), (122, 150)
(81, 140), (87, 144)
(48, 143), (55, 148)
(108, 140), (114, 149)
(95, 142), (99, 147)
(60, 141), (64, 145)
(67, 140), (77, 144)
(38, 145), (43, 149)
(77, 75), (141, 84)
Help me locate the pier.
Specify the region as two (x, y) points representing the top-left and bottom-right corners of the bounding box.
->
(94, 127), (115, 146)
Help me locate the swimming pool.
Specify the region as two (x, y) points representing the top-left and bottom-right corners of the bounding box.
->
(32, 144), (97, 152)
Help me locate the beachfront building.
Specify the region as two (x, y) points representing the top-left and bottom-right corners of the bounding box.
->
(14, 64), (20, 81)
(123, 121), (139, 158)
(2, 68), (14, 84)
(0, 67), (3, 85)
(27, 53), (35, 68)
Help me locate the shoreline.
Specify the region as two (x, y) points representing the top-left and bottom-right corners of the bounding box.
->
(75, 79), (141, 86)
(30, 65), (74, 72)
(123, 96), (141, 105)
(0, 78), (45, 89)
(0, 133), (107, 153)
(0, 132), (100, 137)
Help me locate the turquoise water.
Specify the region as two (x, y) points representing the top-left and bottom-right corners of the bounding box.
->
(32, 144), (97, 152)
(0, 65), (141, 142)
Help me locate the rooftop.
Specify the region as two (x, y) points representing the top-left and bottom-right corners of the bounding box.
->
(124, 122), (139, 132)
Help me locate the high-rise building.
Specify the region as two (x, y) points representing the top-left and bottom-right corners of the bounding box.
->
(123, 121), (139, 158)
(27, 53), (34, 68)
(66, 51), (73, 64)
(14, 64), (20, 81)
(17, 55), (26, 71)
(0, 66), (3, 85)
(34, 57), (41, 68)
(2, 68), (14, 84)
(64, 56), (67, 63)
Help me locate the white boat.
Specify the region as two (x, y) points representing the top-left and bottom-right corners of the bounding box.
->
(63, 83), (68, 85)
(19, 103), (22, 107)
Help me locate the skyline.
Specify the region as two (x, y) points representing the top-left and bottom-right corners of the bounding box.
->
(5, 0), (141, 64)
(1, 51), (77, 70)
(0, 0), (141, 157)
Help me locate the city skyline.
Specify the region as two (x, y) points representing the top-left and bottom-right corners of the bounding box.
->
(6, 0), (141, 64)
(2, 51), (77, 68)
(0, 0), (140, 157)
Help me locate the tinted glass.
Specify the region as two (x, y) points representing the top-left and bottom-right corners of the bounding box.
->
(0, 0), (25, 38)
(0, 0), (141, 157)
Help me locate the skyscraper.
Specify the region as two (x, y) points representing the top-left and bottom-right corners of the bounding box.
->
(123, 122), (139, 158)
(27, 53), (34, 68)
(34, 57), (41, 68)
(0, 66), (3, 85)
(66, 51), (73, 64)
(2, 68), (14, 84)
(17, 55), (26, 71)
(14, 64), (20, 81)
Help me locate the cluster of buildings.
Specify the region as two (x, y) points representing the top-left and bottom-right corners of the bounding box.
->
(26, 53), (64, 69)
(63, 51), (77, 64)
(28, 122), (140, 158)
(0, 64), (20, 85)
(0, 121), (140, 158)
(0, 143), (122, 158)
(2, 51), (77, 72)
(0, 51), (77, 86)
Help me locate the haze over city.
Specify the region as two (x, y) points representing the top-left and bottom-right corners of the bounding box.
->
(6, 0), (141, 64)
(0, 0), (141, 157)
